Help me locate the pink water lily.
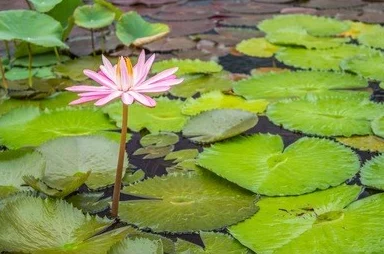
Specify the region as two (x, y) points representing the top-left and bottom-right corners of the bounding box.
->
(66, 50), (183, 107)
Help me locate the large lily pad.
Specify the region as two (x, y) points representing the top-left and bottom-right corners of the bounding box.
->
(108, 238), (163, 254)
(357, 24), (384, 49)
(116, 11), (169, 46)
(182, 109), (258, 144)
(37, 136), (127, 190)
(233, 71), (369, 100)
(152, 59), (223, 75)
(258, 14), (350, 36)
(0, 107), (116, 149)
(0, 195), (129, 253)
(341, 53), (384, 81)
(229, 185), (384, 253)
(169, 72), (233, 98)
(74, 4), (115, 29)
(119, 171), (258, 233)
(236, 38), (279, 58)
(103, 97), (189, 133)
(372, 115), (384, 138)
(198, 134), (359, 195)
(361, 154), (384, 190)
(182, 91), (268, 115)
(0, 149), (45, 198)
(0, 10), (67, 48)
(276, 45), (379, 71)
(266, 95), (384, 137)
(28, 0), (63, 13)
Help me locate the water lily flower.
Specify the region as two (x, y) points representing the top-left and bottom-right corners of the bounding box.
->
(66, 50), (183, 107)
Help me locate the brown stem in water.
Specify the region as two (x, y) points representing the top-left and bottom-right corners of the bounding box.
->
(27, 43), (33, 87)
(91, 29), (96, 57)
(111, 103), (128, 218)
(0, 56), (8, 89)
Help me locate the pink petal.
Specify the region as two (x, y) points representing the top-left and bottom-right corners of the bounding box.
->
(102, 55), (115, 74)
(119, 56), (130, 91)
(94, 91), (123, 106)
(69, 95), (105, 105)
(128, 91), (156, 107)
(84, 69), (118, 90)
(132, 86), (171, 93)
(133, 50), (146, 84)
(135, 78), (184, 90)
(78, 91), (114, 97)
(122, 93), (134, 105)
(135, 54), (156, 85)
(100, 66), (116, 83)
(66, 85), (111, 92)
(138, 67), (178, 88)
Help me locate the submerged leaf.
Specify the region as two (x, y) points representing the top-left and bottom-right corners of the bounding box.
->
(229, 185), (384, 253)
(182, 91), (268, 115)
(164, 149), (199, 163)
(236, 38), (279, 58)
(120, 171), (258, 233)
(133, 145), (174, 159)
(152, 59), (222, 75)
(140, 132), (179, 147)
(182, 109), (258, 143)
(198, 134), (360, 195)
(361, 154), (384, 190)
(266, 95), (383, 137)
(234, 71), (369, 100)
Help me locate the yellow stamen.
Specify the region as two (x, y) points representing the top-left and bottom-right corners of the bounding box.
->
(124, 57), (133, 78)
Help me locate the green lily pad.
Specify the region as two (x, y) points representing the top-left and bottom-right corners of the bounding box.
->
(0, 107), (116, 149)
(198, 134), (359, 195)
(357, 24), (384, 49)
(233, 71), (369, 100)
(35, 67), (56, 79)
(37, 136), (127, 190)
(182, 109), (258, 144)
(116, 11), (169, 46)
(175, 232), (250, 254)
(152, 59), (223, 75)
(133, 145), (174, 159)
(0, 10), (67, 48)
(109, 238), (163, 254)
(229, 185), (384, 253)
(341, 54), (384, 81)
(47, 0), (83, 33)
(13, 53), (70, 67)
(236, 38), (279, 58)
(266, 27), (350, 49)
(28, 0), (63, 13)
(0, 149), (45, 198)
(361, 154), (384, 190)
(103, 97), (189, 133)
(67, 192), (111, 213)
(120, 171), (258, 233)
(140, 132), (179, 147)
(0, 195), (129, 253)
(164, 149), (199, 163)
(166, 159), (201, 174)
(372, 115), (384, 138)
(74, 4), (115, 29)
(336, 135), (384, 153)
(182, 91), (268, 115)
(122, 169), (146, 185)
(4, 67), (38, 80)
(94, 0), (123, 20)
(276, 44), (379, 71)
(169, 72), (233, 98)
(267, 95), (384, 137)
(258, 14), (349, 37)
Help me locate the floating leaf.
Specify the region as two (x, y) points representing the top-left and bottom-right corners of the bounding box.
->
(361, 154), (384, 190)
(169, 72), (233, 98)
(341, 54), (384, 81)
(234, 71), (369, 100)
(122, 169), (146, 185)
(152, 59), (222, 75)
(258, 14), (349, 36)
(38, 136), (127, 190)
(0, 10), (67, 48)
(372, 115), (384, 138)
(182, 91), (268, 115)
(133, 145), (174, 159)
(74, 4), (115, 29)
(229, 185), (384, 253)
(0, 107), (116, 149)
(266, 95), (384, 137)
(266, 27), (350, 49)
(183, 109), (258, 144)
(35, 67), (56, 79)
(109, 238), (163, 254)
(67, 192), (111, 213)
(47, 0), (83, 33)
(13, 53), (69, 67)
(28, 0), (63, 12)
(103, 97), (189, 133)
(116, 11), (169, 47)
(4, 67), (38, 80)
(140, 132), (179, 147)
(236, 38), (279, 58)
(0, 195), (129, 253)
(164, 149), (199, 163)
(166, 159), (200, 174)
(175, 232), (250, 254)
(276, 44), (379, 71)
(198, 134), (359, 195)
(357, 24), (384, 49)
(0, 149), (45, 198)
(336, 135), (384, 152)
(94, 0), (123, 20)
(120, 171), (258, 233)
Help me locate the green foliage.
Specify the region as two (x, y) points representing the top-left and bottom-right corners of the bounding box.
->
(164, 149), (199, 163)
(152, 59), (223, 75)
(361, 154), (384, 190)
(133, 145), (174, 159)
(372, 115), (384, 138)
(198, 134), (359, 195)
(336, 135), (384, 153)
(236, 38), (279, 57)
(74, 4), (115, 29)
(28, 0), (63, 13)
(108, 238), (163, 254)
(140, 132), (179, 147)
(341, 53), (384, 81)
(67, 192), (111, 213)
(357, 24), (384, 49)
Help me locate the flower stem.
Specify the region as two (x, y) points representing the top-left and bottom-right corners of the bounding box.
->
(4, 41), (10, 60)
(0, 56), (8, 89)
(111, 103), (128, 218)
(27, 43), (33, 87)
(54, 47), (61, 63)
(91, 29), (96, 57)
